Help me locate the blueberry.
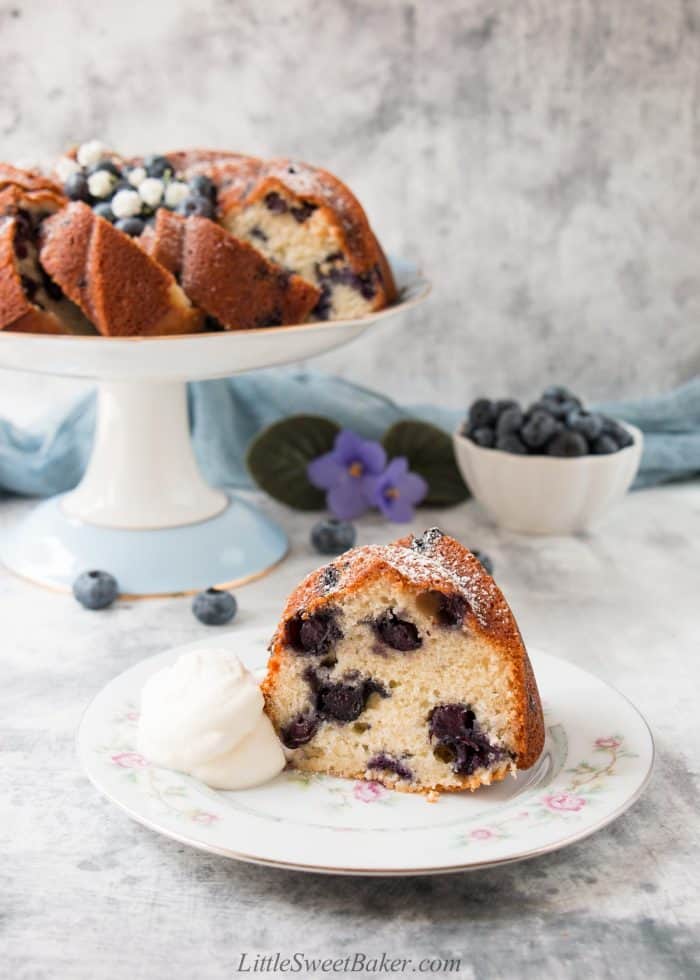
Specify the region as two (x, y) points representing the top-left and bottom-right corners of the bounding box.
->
(469, 426), (495, 448)
(144, 154), (174, 179)
(592, 434), (619, 454)
(64, 173), (91, 202)
(429, 703), (505, 776)
(109, 179), (133, 196)
(281, 711), (318, 748)
(192, 587), (238, 626)
(435, 591), (469, 627)
(73, 570), (119, 610)
(536, 397), (580, 420)
(496, 433), (528, 454)
(114, 217), (145, 237)
(286, 609), (342, 656)
(468, 398), (495, 430)
(311, 519), (356, 555)
(373, 611), (422, 651)
(264, 191), (288, 214)
(176, 194), (216, 219)
(470, 549), (494, 575)
(317, 682), (366, 722)
(367, 753), (413, 781)
(546, 430), (589, 457)
(188, 174), (217, 201)
(601, 417), (634, 448)
(542, 385), (578, 403)
(93, 202), (115, 222)
(566, 410), (604, 441)
(493, 398), (520, 417)
(521, 409), (560, 449)
(88, 159), (121, 178)
(496, 405), (524, 437)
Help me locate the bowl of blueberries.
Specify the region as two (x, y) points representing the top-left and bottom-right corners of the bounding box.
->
(454, 386), (643, 534)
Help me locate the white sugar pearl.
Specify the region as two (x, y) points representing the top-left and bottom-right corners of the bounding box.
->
(87, 170), (116, 199)
(164, 181), (189, 208)
(138, 177), (164, 208)
(111, 189), (142, 219)
(77, 140), (107, 169)
(128, 166), (147, 188)
(55, 156), (81, 182)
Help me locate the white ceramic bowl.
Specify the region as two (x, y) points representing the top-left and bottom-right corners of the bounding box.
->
(453, 423), (643, 535)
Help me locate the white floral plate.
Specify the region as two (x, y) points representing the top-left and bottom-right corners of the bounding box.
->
(77, 628), (654, 876)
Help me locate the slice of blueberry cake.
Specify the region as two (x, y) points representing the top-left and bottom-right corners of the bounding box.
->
(0, 171), (95, 335)
(176, 153), (397, 321)
(262, 529), (544, 794)
(140, 208), (320, 330)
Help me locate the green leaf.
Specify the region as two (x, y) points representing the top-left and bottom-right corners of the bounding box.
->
(382, 420), (469, 507)
(246, 415), (340, 510)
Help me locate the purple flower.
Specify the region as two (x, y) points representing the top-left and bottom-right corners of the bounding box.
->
(364, 457), (428, 522)
(308, 430), (386, 520)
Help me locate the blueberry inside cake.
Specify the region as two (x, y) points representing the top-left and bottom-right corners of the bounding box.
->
(262, 529), (545, 794)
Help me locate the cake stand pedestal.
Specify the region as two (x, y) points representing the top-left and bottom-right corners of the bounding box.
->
(0, 258), (429, 595)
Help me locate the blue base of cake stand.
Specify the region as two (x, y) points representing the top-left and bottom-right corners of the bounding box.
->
(0, 493), (288, 597)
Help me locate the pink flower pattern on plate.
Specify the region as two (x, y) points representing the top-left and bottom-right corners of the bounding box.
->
(191, 811), (219, 825)
(595, 736), (621, 749)
(111, 751), (149, 769)
(543, 792), (586, 813)
(470, 828), (495, 841)
(353, 781), (387, 803)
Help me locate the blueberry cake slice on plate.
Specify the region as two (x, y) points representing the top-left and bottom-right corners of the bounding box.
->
(263, 529), (544, 794)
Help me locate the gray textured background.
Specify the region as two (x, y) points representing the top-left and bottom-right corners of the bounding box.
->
(1, 0), (699, 419)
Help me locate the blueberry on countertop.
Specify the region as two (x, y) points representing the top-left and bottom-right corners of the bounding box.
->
(311, 518), (357, 555)
(192, 588), (238, 626)
(73, 570), (119, 610)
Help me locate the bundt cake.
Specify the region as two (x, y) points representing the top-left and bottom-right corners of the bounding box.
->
(0, 142), (396, 336)
(0, 169), (95, 335)
(262, 528), (544, 794)
(139, 208), (320, 330)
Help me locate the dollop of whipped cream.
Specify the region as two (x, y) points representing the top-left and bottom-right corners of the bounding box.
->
(137, 649), (285, 790)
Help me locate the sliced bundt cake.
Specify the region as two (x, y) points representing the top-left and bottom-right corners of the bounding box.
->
(0, 175), (95, 335)
(39, 202), (203, 337)
(263, 529), (544, 794)
(140, 208), (320, 329)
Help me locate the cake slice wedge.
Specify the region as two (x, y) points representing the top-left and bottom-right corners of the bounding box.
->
(0, 179), (96, 335)
(262, 528), (544, 794)
(39, 202), (203, 337)
(140, 208), (320, 329)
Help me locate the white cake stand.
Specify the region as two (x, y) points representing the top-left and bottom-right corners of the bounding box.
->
(0, 258), (429, 596)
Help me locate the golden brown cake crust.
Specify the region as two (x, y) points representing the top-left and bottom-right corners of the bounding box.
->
(39, 203), (203, 337)
(263, 529), (545, 788)
(141, 209), (320, 329)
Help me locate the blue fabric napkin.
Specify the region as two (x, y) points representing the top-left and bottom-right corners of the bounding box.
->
(1, 369), (698, 497)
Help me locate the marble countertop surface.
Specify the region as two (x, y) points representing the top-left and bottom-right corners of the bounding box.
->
(1, 486), (698, 980)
